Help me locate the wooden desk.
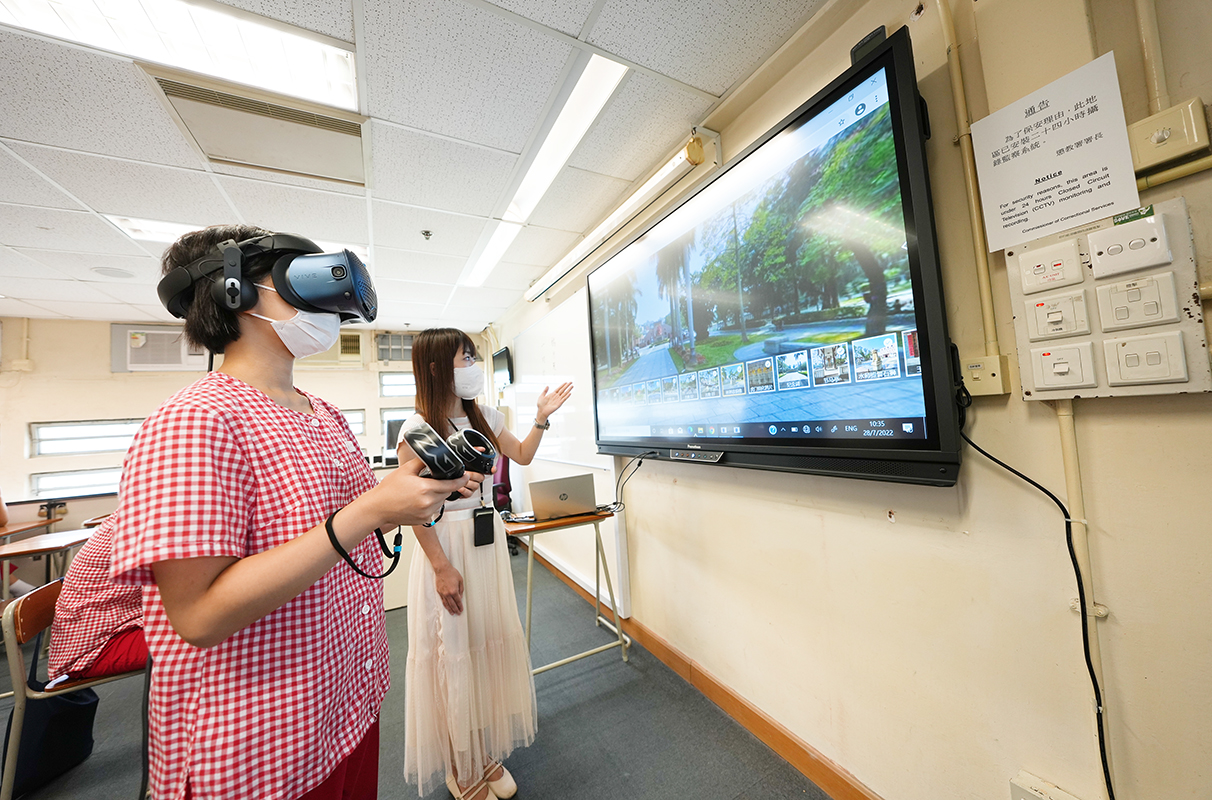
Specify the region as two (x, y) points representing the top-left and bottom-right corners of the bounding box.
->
(505, 512), (631, 675)
(0, 529), (92, 593)
(0, 520), (57, 601)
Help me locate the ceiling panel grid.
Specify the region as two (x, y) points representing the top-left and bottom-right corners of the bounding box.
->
(16, 251), (162, 283)
(0, 29), (203, 168)
(371, 201), (487, 256)
(373, 248), (468, 284)
(211, 162), (367, 195)
(481, 0), (600, 37)
(503, 224), (580, 266)
(0, 246), (69, 280)
(218, 177), (369, 243)
(361, 0), (573, 151)
(8, 144), (238, 225)
(369, 122), (518, 216)
(0, 206), (148, 255)
(213, 0), (357, 43)
(0, 147), (85, 211)
(565, 71), (714, 182)
(526, 165), (632, 232)
(586, 0), (822, 95)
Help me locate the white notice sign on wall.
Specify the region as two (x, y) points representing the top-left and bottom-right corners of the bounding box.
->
(971, 52), (1139, 252)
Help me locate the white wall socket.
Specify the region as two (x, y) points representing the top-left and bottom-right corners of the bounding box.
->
(1009, 770), (1086, 800)
(1128, 97), (1210, 172)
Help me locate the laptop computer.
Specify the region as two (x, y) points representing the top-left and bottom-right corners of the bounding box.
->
(528, 474), (597, 521)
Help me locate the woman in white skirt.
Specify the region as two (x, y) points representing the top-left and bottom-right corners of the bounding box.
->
(399, 328), (572, 800)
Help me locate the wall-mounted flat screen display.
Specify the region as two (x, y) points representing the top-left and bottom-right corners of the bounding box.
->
(586, 28), (960, 485)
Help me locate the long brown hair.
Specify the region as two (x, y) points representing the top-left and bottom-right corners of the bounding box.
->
(412, 328), (500, 451)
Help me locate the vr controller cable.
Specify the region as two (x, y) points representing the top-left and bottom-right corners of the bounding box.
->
(953, 378), (1116, 800)
(325, 509), (403, 580)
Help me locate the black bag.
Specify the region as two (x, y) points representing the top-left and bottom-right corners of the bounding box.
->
(2, 632), (99, 798)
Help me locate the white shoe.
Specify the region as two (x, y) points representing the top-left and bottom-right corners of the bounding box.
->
(446, 772), (497, 800)
(486, 762), (517, 799)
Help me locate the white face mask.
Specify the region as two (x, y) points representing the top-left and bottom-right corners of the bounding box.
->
(453, 364), (485, 399)
(248, 284), (341, 359)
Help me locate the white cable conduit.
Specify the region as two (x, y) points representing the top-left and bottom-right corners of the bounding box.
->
(1134, 0), (1171, 114)
(935, 0), (1001, 358)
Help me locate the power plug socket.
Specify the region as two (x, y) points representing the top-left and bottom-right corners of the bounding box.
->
(962, 354), (1012, 395)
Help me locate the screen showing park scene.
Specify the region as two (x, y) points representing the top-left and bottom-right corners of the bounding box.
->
(589, 68), (929, 444)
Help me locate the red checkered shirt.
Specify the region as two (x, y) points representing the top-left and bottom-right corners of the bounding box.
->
(48, 520), (143, 680)
(109, 371), (388, 800)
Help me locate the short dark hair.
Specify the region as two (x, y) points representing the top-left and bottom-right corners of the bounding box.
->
(161, 224), (273, 353)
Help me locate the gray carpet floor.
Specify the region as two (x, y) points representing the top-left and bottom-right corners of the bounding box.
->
(1, 547), (828, 800)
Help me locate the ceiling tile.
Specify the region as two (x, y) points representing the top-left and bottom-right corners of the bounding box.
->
(0, 29), (203, 168)
(213, 0), (356, 43)
(131, 304), (180, 322)
(8, 144), (234, 225)
(0, 247), (69, 280)
(15, 251), (162, 283)
(503, 225), (580, 266)
(373, 247), (465, 284)
(438, 308), (495, 330)
(0, 276), (125, 303)
(482, 260), (546, 291)
(527, 166), (631, 232)
(362, 0), (572, 151)
(0, 297), (62, 317)
(218, 177), (368, 244)
(371, 202), (487, 256)
(0, 147), (85, 211)
(83, 281), (164, 307)
(587, 0), (822, 96)
(567, 71), (713, 182)
(447, 286), (524, 310)
(211, 163), (365, 196)
(375, 281), (454, 306)
(20, 299), (151, 321)
(368, 300), (445, 330)
(369, 123), (518, 217)
(485, 0), (599, 36)
(0, 206), (146, 255)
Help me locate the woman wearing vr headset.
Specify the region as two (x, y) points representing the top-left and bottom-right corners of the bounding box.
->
(398, 328), (571, 800)
(100, 225), (483, 800)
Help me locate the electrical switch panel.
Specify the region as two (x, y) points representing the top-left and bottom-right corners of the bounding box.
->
(1103, 331), (1188, 385)
(1006, 197), (1210, 400)
(1025, 290), (1090, 341)
(1094, 271), (1179, 332)
(1087, 213), (1171, 278)
(1019, 239), (1084, 294)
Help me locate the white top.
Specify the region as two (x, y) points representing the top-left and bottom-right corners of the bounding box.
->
(403, 405), (504, 511)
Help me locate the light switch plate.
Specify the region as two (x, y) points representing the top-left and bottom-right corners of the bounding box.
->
(1031, 342), (1097, 389)
(1018, 239), (1084, 295)
(962, 354), (1012, 395)
(1104, 330), (1188, 385)
(1025, 289), (1090, 341)
(1088, 212), (1171, 279)
(1129, 97), (1210, 172)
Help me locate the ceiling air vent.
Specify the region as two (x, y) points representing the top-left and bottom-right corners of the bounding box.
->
(143, 64), (367, 184)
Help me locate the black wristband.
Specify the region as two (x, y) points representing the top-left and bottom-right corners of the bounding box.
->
(325, 509), (402, 580)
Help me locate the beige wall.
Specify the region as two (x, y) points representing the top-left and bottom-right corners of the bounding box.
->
(491, 1), (1212, 798)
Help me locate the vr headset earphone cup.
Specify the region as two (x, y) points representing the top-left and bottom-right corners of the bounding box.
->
(403, 422), (497, 501)
(156, 232), (377, 324)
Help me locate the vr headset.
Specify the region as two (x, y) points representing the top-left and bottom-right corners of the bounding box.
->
(156, 232), (377, 324)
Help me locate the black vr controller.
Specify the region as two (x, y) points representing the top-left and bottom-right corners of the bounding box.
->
(402, 422), (496, 500)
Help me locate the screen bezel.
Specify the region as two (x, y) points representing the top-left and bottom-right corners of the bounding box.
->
(584, 27), (960, 486)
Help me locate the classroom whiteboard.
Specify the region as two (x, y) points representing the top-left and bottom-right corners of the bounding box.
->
(506, 287), (631, 617)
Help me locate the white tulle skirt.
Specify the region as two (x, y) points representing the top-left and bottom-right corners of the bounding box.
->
(403, 509), (537, 796)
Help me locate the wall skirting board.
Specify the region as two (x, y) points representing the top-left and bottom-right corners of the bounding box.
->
(520, 542), (884, 800)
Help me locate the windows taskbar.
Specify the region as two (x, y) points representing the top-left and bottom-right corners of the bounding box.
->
(648, 417), (927, 440)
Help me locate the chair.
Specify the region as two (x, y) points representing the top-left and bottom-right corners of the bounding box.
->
(1, 580), (146, 800)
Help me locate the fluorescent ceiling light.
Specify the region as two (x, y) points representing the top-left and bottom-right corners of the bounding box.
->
(524, 146), (695, 302)
(106, 216), (368, 260)
(464, 221), (523, 287)
(462, 55), (625, 288)
(503, 56), (628, 224)
(0, 0), (357, 110)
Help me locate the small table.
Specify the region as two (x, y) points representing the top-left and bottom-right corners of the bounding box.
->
(505, 511), (631, 675)
(0, 529), (93, 594)
(0, 520), (57, 600)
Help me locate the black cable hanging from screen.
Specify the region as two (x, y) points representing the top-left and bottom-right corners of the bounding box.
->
(598, 450), (659, 514)
(955, 380), (1116, 800)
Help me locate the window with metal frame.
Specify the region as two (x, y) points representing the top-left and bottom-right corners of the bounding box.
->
(379, 372), (416, 398)
(376, 333), (413, 362)
(31, 419), (144, 456)
(341, 409), (366, 436)
(32, 467), (123, 498)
